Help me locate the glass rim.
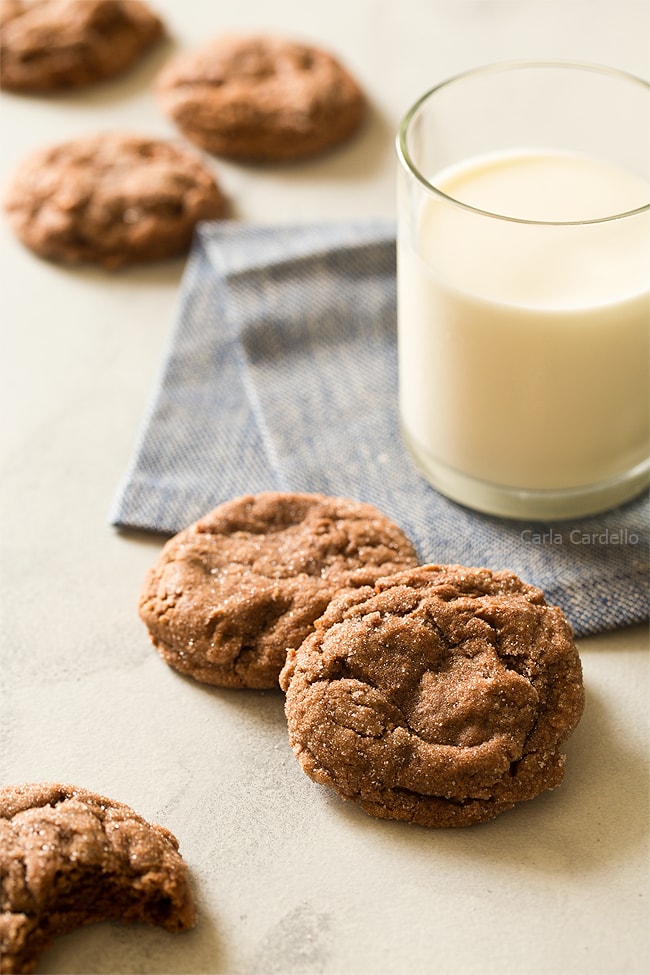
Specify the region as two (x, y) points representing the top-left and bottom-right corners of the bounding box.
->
(396, 59), (650, 227)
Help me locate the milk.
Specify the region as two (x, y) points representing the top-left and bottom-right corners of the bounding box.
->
(397, 148), (650, 513)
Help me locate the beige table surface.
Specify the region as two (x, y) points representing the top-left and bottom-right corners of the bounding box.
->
(1, 2), (649, 973)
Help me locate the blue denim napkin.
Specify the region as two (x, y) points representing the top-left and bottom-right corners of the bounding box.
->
(111, 221), (649, 638)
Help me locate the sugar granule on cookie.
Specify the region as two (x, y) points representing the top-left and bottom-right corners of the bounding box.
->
(0, 783), (197, 975)
(3, 133), (227, 269)
(0, 0), (164, 93)
(280, 564), (585, 828)
(138, 492), (419, 690)
(155, 33), (365, 162)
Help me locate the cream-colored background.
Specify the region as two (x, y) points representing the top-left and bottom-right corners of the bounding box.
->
(1, 2), (648, 973)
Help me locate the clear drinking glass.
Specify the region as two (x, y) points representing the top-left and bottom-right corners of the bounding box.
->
(396, 61), (650, 520)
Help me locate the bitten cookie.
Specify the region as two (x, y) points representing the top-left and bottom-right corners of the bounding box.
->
(0, 783), (196, 975)
(155, 34), (365, 162)
(139, 492), (419, 690)
(0, 0), (163, 93)
(3, 133), (226, 269)
(280, 564), (585, 828)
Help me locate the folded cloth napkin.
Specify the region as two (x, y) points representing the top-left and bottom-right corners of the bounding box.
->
(111, 221), (649, 638)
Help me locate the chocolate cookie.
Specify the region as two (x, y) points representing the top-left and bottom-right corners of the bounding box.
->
(155, 34), (365, 162)
(139, 492), (419, 690)
(0, 783), (196, 974)
(3, 133), (226, 269)
(280, 564), (585, 828)
(0, 0), (163, 93)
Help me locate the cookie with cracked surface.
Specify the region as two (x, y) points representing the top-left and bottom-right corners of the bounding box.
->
(3, 133), (226, 269)
(0, 783), (196, 975)
(139, 492), (419, 690)
(0, 0), (163, 93)
(155, 33), (365, 162)
(280, 563), (585, 828)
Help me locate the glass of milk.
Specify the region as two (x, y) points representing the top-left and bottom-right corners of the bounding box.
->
(396, 61), (650, 520)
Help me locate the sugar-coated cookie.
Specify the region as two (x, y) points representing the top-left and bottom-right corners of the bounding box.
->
(0, 0), (163, 93)
(0, 783), (196, 974)
(139, 492), (419, 689)
(280, 564), (585, 827)
(3, 133), (226, 268)
(156, 34), (365, 162)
